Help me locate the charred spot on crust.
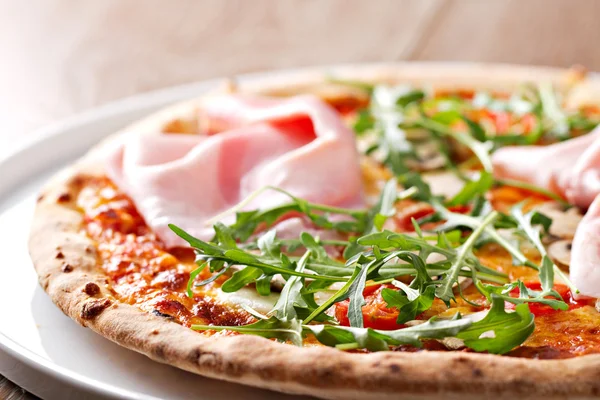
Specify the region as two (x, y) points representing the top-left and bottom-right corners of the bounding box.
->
(83, 282), (101, 296)
(152, 343), (167, 360)
(151, 329), (160, 335)
(57, 193), (72, 203)
(454, 356), (470, 363)
(472, 368), (483, 377)
(81, 298), (112, 319)
(55, 251), (65, 259)
(85, 245), (95, 254)
(61, 263), (74, 272)
(37, 194), (45, 202)
(188, 348), (219, 368)
(389, 364), (401, 373)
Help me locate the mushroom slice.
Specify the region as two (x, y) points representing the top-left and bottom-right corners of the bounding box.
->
(534, 202), (583, 240)
(547, 240), (572, 268)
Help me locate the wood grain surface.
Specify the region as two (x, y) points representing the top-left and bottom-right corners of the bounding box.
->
(1, 0), (599, 398)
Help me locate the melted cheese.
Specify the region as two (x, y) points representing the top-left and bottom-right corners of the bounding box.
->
(215, 287), (279, 314)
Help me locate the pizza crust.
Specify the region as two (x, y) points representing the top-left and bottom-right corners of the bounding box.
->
(29, 63), (600, 399)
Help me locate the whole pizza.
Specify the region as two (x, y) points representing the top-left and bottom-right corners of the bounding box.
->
(29, 63), (600, 399)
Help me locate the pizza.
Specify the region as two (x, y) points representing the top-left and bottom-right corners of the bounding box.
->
(29, 63), (600, 399)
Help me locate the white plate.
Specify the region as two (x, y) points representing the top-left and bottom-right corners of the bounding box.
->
(0, 62), (578, 400)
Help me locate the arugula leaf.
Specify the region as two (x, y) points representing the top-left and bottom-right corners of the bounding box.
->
(435, 211), (499, 302)
(538, 82), (570, 140)
(192, 317), (303, 346)
(383, 284), (436, 324)
(475, 258), (568, 311)
(306, 314), (472, 351)
(396, 90), (425, 108)
(510, 204), (577, 293)
(255, 275), (272, 296)
(369, 179), (398, 232)
(221, 267), (263, 293)
(461, 116), (487, 141)
(448, 171), (493, 206)
(457, 295), (535, 354)
(186, 262), (207, 297)
(353, 109), (375, 134)
(346, 261), (370, 327)
(269, 251), (310, 320)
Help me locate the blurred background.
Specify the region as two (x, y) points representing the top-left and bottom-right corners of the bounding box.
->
(2, 0), (600, 147)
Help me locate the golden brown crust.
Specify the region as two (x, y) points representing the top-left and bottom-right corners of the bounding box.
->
(29, 63), (600, 399)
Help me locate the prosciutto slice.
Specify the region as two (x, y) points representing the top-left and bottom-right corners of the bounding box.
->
(492, 126), (600, 296)
(105, 94), (364, 248)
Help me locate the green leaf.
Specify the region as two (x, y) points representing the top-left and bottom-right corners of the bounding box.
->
(347, 261), (370, 328)
(192, 317), (303, 346)
(300, 232), (329, 261)
(255, 275), (272, 296)
(510, 204), (577, 293)
(169, 224), (223, 255)
(369, 179), (398, 232)
(221, 267), (263, 292)
(383, 284), (436, 324)
(381, 287), (409, 309)
(213, 222), (238, 249)
(448, 171), (493, 206)
(539, 255), (554, 293)
(186, 262), (207, 298)
(458, 295), (535, 354)
(461, 116), (487, 141)
(257, 229), (280, 259)
(396, 90), (425, 108)
(538, 82), (570, 139)
(353, 110), (375, 134)
(436, 211), (499, 302)
(305, 314), (472, 351)
(270, 251), (310, 320)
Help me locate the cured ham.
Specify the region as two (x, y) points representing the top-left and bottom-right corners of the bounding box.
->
(492, 128), (600, 208)
(571, 196), (600, 297)
(493, 126), (600, 296)
(105, 94), (364, 248)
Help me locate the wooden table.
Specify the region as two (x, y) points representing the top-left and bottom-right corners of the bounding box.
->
(2, 0), (599, 397)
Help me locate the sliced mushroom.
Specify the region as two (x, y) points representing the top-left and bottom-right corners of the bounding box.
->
(534, 202), (583, 240)
(422, 170), (465, 199)
(438, 337), (466, 350)
(547, 240), (572, 268)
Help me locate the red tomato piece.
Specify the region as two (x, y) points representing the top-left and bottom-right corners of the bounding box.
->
(334, 284), (405, 330)
(506, 282), (595, 317)
(394, 202), (471, 232)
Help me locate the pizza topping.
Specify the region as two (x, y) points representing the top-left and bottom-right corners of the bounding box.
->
(169, 82), (600, 355)
(105, 94), (365, 248)
(493, 124), (600, 297)
(80, 79), (600, 358)
(493, 126), (600, 208)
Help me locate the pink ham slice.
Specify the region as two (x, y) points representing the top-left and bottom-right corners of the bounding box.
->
(105, 94), (364, 248)
(492, 127), (600, 208)
(492, 125), (600, 296)
(571, 196), (600, 297)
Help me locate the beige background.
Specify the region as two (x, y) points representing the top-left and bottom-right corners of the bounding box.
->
(2, 0), (600, 397)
